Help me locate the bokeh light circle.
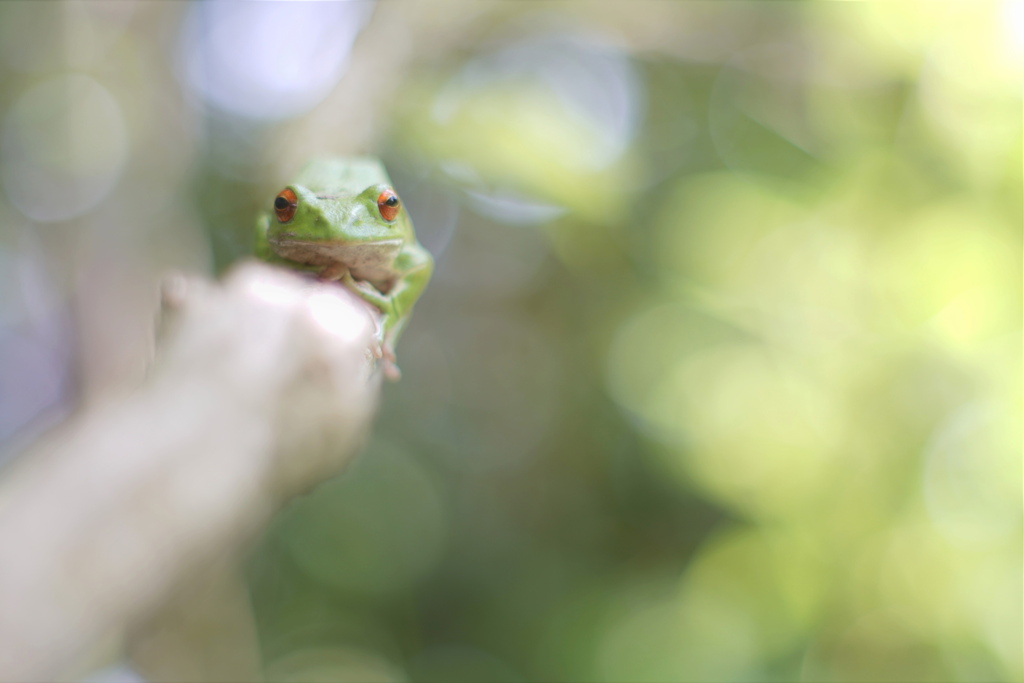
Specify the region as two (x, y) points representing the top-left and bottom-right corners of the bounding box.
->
(178, 0), (374, 120)
(1, 73), (128, 222)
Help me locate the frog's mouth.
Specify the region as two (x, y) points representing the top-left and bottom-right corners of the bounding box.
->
(269, 236), (403, 281)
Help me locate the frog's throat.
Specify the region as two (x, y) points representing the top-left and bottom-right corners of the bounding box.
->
(269, 237), (403, 281)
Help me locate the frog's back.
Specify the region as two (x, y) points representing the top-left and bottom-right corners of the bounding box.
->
(295, 157), (391, 194)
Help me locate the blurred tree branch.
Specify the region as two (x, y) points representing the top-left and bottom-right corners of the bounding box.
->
(0, 263), (382, 682)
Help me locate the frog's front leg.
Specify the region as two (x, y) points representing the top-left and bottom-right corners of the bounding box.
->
(336, 273), (404, 380)
(318, 266), (392, 319)
(326, 271), (397, 369)
(338, 272), (394, 323)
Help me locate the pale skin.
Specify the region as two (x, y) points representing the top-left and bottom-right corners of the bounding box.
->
(255, 158), (433, 380)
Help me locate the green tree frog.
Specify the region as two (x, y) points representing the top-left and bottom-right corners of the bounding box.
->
(255, 158), (433, 380)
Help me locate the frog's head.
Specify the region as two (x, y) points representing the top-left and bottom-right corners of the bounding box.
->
(266, 182), (407, 278)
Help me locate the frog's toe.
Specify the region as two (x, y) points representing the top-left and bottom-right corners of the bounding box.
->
(382, 359), (402, 382)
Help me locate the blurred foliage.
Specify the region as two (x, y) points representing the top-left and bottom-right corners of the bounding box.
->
(0, 1), (1020, 682)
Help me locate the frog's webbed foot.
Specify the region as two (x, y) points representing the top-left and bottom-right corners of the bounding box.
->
(318, 268), (401, 381)
(363, 339), (400, 381)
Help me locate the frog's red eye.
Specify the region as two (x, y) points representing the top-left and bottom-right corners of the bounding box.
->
(274, 188), (297, 223)
(377, 189), (400, 222)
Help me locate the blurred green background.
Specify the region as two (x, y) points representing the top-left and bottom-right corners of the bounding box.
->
(0, 1), (1020, 681)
